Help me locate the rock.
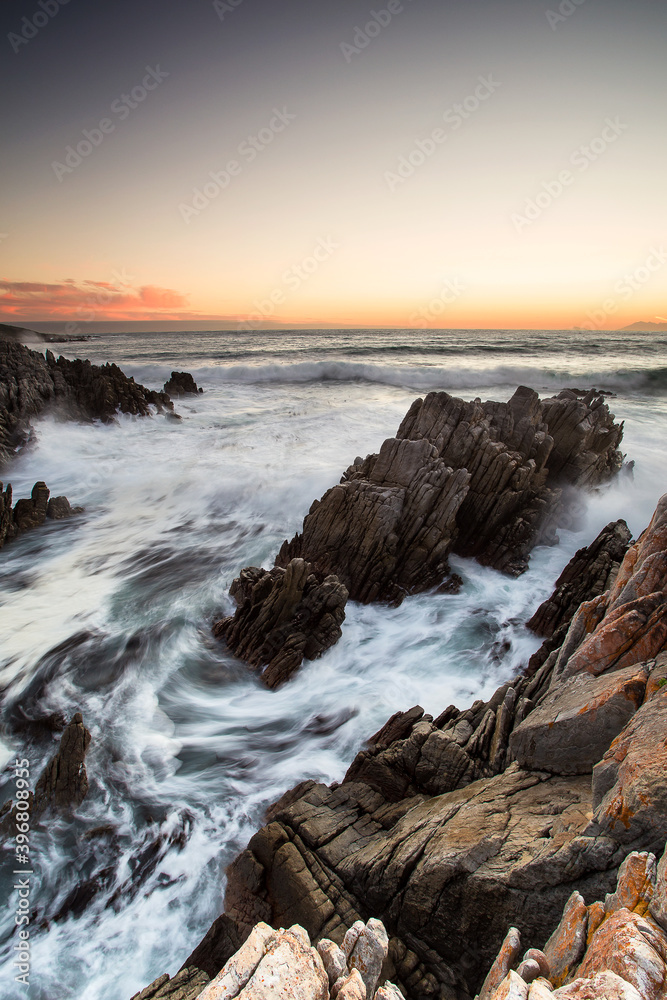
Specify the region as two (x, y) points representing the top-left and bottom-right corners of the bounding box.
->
(233, 926), (328, 1000)
(543, 892), (588, 988)
(527, 981), (554, 1000)
(47, 495), (84, 519)
(347, 918), (388, 998)
(333, 968), (367, 999)
(557, 495), (667, 682)
(527, 520), (632, 638)
(13, 480), (50, 531)
(588, 685), (667, 850)
(490, 971), (529, 1000)
(196, 921), (275, 1000)
(163, 371), (202, 396)
(374, 985), (403, 1000)
(181, 913), (242, 982)
(509, 663), (648, 774)
(33, 712), (91, 814)
(522, 951), (550, 980)
(649, 844), (667, 933)
(276, 387), (624, 599)
(516, 960), (542, 984)
(576, 908), (667, 1000)
(0, 337), (175, 469)
(551, 970), (641, 1000)
(130, 967), (209, 1000)
(604, 851), (656, 917)
(213, 560), (348, 688)
(317, 938), (348, 986)
(0, 480), (83, 551)
(479, 927), (522, 1000)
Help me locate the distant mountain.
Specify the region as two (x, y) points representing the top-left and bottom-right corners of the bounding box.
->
(622, 321), (667, 332)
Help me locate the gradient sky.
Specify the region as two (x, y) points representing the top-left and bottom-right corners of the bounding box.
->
(1, 0), (665, 330)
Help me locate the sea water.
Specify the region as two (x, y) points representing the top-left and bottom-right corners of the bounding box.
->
(0, 329), (665, 999)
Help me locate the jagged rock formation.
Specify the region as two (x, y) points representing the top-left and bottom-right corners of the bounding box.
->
(213, 560), (348, 689)
(33, 712), (91, 813)
(213, 388), (624, 683)
(0, 480), (83, 550)
(276, 387), (624, 601)
(480, 847), (667, 1000)
(163, 371), (203, 395)
(0, 337), (176, 468)
(527, 520), (632, 638)
(165, 493), (667, 1000)
(133, 919), (395, 1000)
(0, 713), (92, 841)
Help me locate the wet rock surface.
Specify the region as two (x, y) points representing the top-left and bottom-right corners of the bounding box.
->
(213, 559), (348, 689)
(0, 479), (83, 551)
(163, 371), (203, 395)
(0, 337), (175, 468)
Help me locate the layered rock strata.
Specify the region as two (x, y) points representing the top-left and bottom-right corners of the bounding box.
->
(178, 493), (667, 1000)
(0, 480), (83, 550)
(276, 387), (624, 601)
(0, 337), (176, 468)
(213, 560), (348, 689)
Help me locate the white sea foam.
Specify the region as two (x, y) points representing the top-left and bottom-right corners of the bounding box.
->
(0, 329), (665, 999)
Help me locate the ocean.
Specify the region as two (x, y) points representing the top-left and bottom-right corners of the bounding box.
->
(0, 328), (666, 999)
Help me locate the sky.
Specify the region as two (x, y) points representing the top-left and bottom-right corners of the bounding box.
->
(0, 0), (665, 331)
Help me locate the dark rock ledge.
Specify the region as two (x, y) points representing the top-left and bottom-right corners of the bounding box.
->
(138, 493), (667, 1000)
(214, 386), (625, 686)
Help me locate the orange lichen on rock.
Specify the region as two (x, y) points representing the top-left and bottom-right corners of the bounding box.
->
(576, 907), (667, 1000)
(543, 892), (588, 988)
(608, 496), (667, 608)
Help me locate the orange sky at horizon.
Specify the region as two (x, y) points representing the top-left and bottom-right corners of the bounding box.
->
(2, 1), (665, 335)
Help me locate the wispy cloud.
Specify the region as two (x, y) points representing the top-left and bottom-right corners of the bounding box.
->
(0, 277), (198, 321)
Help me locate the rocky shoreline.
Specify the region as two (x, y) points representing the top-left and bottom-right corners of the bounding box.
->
(1, 363), (664, 1000)
(0, 333), (177, 471)
(133, 491), (667, 1000)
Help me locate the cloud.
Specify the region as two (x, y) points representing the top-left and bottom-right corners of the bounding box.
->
(0, 277), (196, 321)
